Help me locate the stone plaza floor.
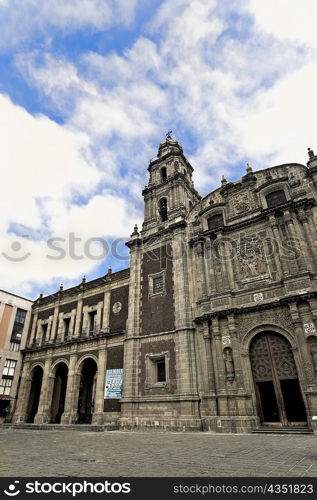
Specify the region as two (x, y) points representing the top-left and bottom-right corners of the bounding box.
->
(0, 428), (316, 477)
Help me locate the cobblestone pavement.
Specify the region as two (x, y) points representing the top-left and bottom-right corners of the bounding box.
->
(0, 428), (316, 477)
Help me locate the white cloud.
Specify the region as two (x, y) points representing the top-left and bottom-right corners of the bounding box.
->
(0, 94), (139, 295)
(248, 0), (317, 48)
(0, 0), (143, 51)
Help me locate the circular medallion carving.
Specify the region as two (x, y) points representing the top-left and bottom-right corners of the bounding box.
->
(112, 301), (122, 314)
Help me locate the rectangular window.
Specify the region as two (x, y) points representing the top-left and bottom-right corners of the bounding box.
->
(88, 311), (97, 334)
(63, 318), (71, 339)
(15, 308), (27, 325)
(3, 359), (17, 377)
(207, 213), (224, 230)
(9, 342), (20, 352)
(0, 377), (13, 395)
(266, 190), (287, 208)
(153, 276), (164, 294)
(157, 359), (166, 382)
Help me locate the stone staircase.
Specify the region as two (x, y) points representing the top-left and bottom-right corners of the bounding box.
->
(1, 423), (118, 432)
(252, 426), (314, 435)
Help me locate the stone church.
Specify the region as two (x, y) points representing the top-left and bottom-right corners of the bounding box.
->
(13, 135), (317, 433)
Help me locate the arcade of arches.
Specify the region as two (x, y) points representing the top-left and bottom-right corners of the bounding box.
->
(21, 356), (101, 425)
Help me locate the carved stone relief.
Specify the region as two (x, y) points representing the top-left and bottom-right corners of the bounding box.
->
(233, 192), (251, 215)
(237, 235), (269, 280)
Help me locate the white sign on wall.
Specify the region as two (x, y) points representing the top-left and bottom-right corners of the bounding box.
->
(104, 369), (124, 399)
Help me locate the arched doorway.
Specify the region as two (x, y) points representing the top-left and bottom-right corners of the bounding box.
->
(50, 362), (68, 423)
(77, 358), (97, 424)
(250, 332), (307, 426)
(26, 365), (43, 423)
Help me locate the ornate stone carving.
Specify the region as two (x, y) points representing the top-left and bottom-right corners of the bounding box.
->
(237, 235), (268, 280)
(113, 302), (122, 314)
(233, 192), (251, 215)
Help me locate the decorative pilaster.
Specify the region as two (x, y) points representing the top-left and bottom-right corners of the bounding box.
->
(34, 357), (52, 423)
(61, 353), (78, 424)
(92, 348), (107, 424)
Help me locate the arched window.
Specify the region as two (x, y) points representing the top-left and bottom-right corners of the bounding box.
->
(159, 198), (168, 222)
(161, 167), (167, 182)
(207, 213), (224, 230)
(266, 189), (287, 208)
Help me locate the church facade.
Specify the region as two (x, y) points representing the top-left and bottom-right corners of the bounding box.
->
(13, 137), (317, 433)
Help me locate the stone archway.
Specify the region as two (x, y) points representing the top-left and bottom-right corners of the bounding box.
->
(50, 362), (68, 423)
(26, 365), (43, 423)
(77, 358), (97, 424)
(249, 331), (307, 426)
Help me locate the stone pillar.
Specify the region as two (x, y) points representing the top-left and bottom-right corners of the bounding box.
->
(215, 233), (229, 290)
(12, 360), (31, 423)
(284, 210), (306, 272)
(194, 240), (207, 299)
(298, 209), (317, 269)
(269, 216), (288, 276)
(202, 321), (216, 393)
(50, 305), (59, 343)
(227, 314), (244, 391)
(28, 311), (38, 347)
(92, 348), (107, 424)
(74, 297), (83, 337)
(102, 290), (111, 331)
(34, 357), (53, 423)
(61, 353), (78, 424)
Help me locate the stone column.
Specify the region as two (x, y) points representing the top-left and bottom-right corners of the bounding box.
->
(49, 305), (59, 343)
(102, 290), (111, 331)
(298, 209), (317, 269)
(74, 296), (83, 337)
(12, 360), (31, 423)
(34, 357), (53, 423)
(215, 233), (229, 290)
(194, 240), (207, 299)
(202, 321), (216, 393)
(61, 353), (78, 424)
(269, 216), (288, 276)
(227, 314), (244, 391)
(284, 210), (306, 272)
(92, 348), (107, 424)
(28, 311), (38, 347)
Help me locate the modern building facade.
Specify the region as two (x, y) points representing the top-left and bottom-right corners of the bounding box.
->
(0, 290), (32, 421)
(13, 137), (317, 433)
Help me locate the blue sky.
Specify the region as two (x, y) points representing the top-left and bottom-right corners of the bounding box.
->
(0, 0), (316, 299)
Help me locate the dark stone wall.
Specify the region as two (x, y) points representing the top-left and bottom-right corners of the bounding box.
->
(141, 244), (174, 334)
(59, 301), (77, 314)
(139, 339), (177, 395)
(109, 285), (129, 332)
(83, 293), (104, 307)
(37, 308), (55, 320)
(104, 345), (124, 412)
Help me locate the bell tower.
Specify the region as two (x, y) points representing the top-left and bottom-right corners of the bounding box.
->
(142, 133), (201, 237)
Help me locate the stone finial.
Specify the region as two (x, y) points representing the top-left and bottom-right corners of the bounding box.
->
(130, 224), (140, 238)
(107, 266), (112, 276)
(81, 275), (86, 284)
(59, 283), (63, 292)
(221, 174), (227, 186)
(38, 292), (43, 300)
(246, 162), (253, 174)
(307, 147), (317, 168)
